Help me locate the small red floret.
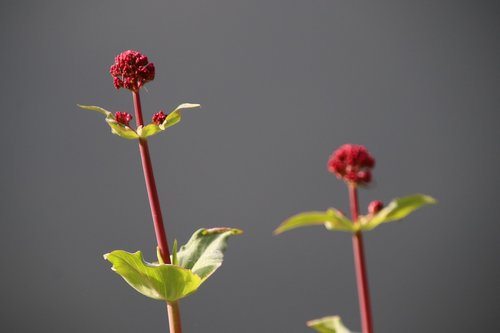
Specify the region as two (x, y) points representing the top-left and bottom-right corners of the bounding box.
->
(368, 200), (384, 214)
(152, 111), (167, 125)
(327, 144), (375, 185)
(109, 50), (155, 91)
(115, 112), (133, 126)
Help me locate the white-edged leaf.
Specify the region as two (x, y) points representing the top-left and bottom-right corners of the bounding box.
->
(176, 228), (242, 281)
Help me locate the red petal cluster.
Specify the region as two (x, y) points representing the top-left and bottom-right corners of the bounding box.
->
(152, 111), (167, 125)
(110, 50), (155, 91)
(115, 112), (133, 126)
(368, 200), (384, 214)
(327, 144), (375, 185)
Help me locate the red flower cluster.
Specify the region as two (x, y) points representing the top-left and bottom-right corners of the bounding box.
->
(115, 112), (133, 126)
(152, 111), (167, 125)
(368, 200), (384, 214)
(110, 50), (155, 91)
(327, 144), (375, 185)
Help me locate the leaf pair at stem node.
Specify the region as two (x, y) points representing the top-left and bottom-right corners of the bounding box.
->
(104, 228), (242, 302)
(274, 194), (436, 235)
(77, 103), (200, 140)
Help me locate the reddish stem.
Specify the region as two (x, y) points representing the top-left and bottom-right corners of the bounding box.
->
(132, 91), (183, 333)
(348, 183), (374, 333)
(167, 302), (182, 333)
(133, 91), (171, 264)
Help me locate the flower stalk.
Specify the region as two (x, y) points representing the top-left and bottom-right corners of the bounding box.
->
(132, 91), (172, 265)
(132, 90), (182, 332)
(167, 301), (182, 333)
(348, 183), (373, 333)
(330, 143), (375, 333)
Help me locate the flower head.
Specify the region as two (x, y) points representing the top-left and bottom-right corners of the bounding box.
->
(152, 111), (167, 125)
(115, 112), (133, 126)
(110, 50), (155, 91)
(368, 200), (384, 214)
(327, 144), (375, 185)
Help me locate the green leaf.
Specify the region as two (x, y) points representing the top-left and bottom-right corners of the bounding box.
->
(78, 104), (139, 140)
(274, 209), (355, 235)
(105, 119), (139, 140)
(172, 240), (179, 266)
(176, 228), (243, 281)
(104, 228), (241, 302)
(77, 104), (113, 117)
(104, 250), (202, 302)
(307, 316), (352, 333)
(137, 124), (162, 138)
(159, 103), (200, 130)
(360, 194), (437, 231)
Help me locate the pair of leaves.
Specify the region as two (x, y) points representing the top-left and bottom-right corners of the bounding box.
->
(274, 194), (436, 235)
(104, 228), (242, 302)
(137, 103), (200, 138)
(308, 316), (353, 333)
(77, 103), (200, 140)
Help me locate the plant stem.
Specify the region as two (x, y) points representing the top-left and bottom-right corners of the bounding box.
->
(167, 301), (183, 333)
(348, 183), (374, 333)
(132, 91), (183, 333)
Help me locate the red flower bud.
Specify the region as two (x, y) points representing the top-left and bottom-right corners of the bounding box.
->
(115, 112), (133, 126)
(368, 200), (384, 214)
(109, 50), (155, 92)
(327, 144), (375, 185)
(152, 111), (167, 125)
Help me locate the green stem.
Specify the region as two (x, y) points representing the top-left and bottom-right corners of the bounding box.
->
(348, 183), (374, 333)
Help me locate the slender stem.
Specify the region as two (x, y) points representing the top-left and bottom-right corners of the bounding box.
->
(132, 90), (183, 333)
(167, 302), (183, 333)
(133, 91), (171, 264)
(348, 183), (374, 333)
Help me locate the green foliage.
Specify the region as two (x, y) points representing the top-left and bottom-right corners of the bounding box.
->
(77, 104), (112, 117)
(275, 194), (436, 235)
(307, 316), (352, 333)
(106, 119), (140, 139)
(159, 103), (200, 131)
(176, 228), (243, 281)
(138, 123), (162, 138)
(274, 209), (355, 234)
(104, 250), (202, 302)
(78, 103), (200, 140)
(139, 103), (201, 138)
(78, 104), (138, 140)
(359, 194), (436, 231)
(171, 239), (179, 266)
(104, 228), (242, 302)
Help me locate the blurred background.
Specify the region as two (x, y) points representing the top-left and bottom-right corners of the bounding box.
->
(1, 1), (499, 332)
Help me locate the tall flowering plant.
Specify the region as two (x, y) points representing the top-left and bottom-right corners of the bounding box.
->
(79, 50), (241, 333)
(274, 144), (436, 333)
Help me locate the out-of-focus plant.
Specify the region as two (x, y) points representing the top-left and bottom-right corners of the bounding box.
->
(274, 144), (436, 333)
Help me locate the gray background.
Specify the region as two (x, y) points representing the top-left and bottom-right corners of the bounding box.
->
(1, 0), (499, 332)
